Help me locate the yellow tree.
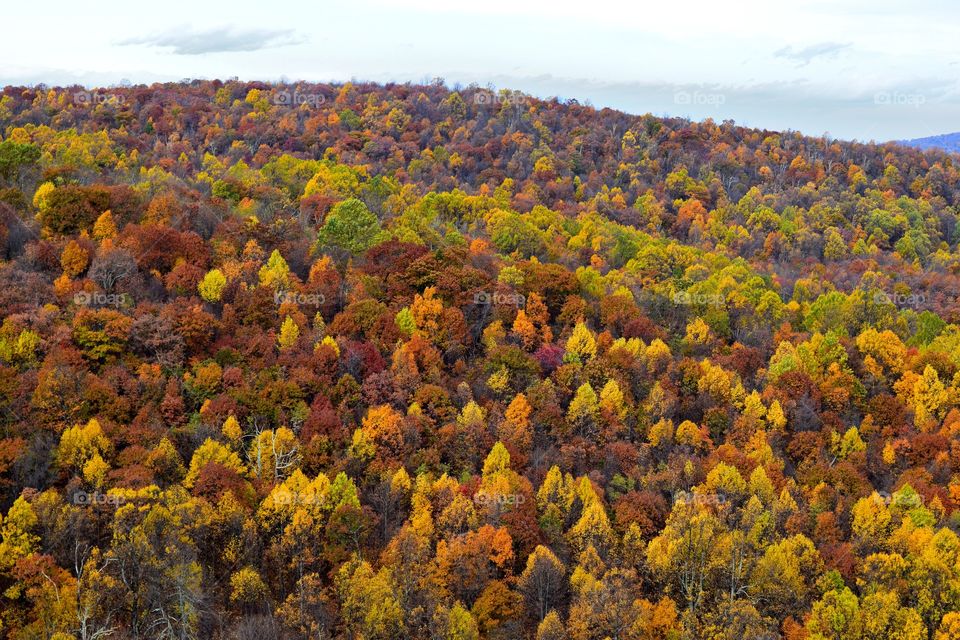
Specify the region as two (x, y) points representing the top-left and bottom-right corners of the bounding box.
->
(198, 268), (227, 302)
(499, 393), (533, 464)
(564, 323), (596, 364)
(0, 495), (40, 571)
(411, 286), (443, 338)
(60, 240), (89, 277)
(437, 602), (480, 640)
(568, 499), (614, 556)
(937, 612), (960, 639)
(277, 316), (301, 351)
(749, 534), (822, 620)
(913, 365), (949, 429)
(477, 442), (531, 525)
(536, 610), (567, 640)
(229, 566), (269, 607)
(567, 383), (599, 437)
(183, 438), (247, 488)
(537, 466), (574, 542)
(336, 557), (406, 639)
(766, 399), (787, 432)
(361, 404), (406, 462)
(856, 328), (906, 379)
(807, 586), (862, 639)
(92, 210), (117, 241)
(519, 545), (567, 621)
(56, 418), (111, 485)
(646, 503), (724, 615)
(248, 427), (300, 481)
(258, 249), (291, 291)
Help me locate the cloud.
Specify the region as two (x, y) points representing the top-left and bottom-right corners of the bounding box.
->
(774, 42), (851, 66)
(120, 27), (303, 55)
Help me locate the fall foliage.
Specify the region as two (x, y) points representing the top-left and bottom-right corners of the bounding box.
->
(1, 79), (960, 639)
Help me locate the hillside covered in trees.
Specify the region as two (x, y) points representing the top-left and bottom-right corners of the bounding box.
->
(3, 79), (960, 639)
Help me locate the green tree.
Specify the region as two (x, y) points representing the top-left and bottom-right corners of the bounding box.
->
(316, 198), (387, 255)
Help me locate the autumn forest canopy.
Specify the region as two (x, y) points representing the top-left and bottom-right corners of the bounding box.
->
(2, 79), (960, 639)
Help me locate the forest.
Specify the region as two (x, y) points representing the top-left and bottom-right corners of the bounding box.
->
(1, 79), (960, 639)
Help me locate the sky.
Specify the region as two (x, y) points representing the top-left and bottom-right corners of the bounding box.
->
(2, 0), (958, 142)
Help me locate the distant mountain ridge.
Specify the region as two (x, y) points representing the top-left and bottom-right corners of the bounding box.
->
(901, 131), (960, 153)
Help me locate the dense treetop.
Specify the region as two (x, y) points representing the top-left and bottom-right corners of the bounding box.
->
(1, 79), (960, 639)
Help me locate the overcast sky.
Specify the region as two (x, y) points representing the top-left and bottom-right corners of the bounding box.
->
(3, 0), (958, 142)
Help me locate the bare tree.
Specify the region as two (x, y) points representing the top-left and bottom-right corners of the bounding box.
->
(89, 248), (137, 292)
